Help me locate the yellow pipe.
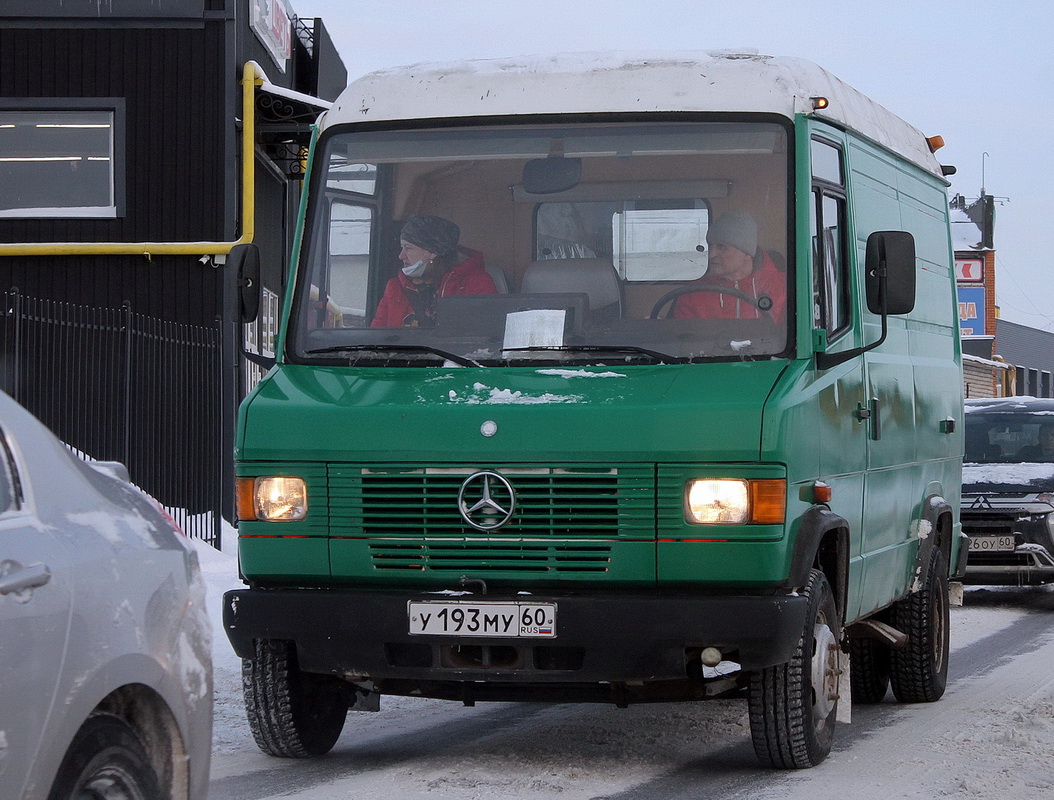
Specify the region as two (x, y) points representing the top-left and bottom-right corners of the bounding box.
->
(0, 61), (262, 257)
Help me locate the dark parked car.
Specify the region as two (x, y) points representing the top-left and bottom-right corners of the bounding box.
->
(0, 391), (211, 800)
(962, 396), (1054, 585)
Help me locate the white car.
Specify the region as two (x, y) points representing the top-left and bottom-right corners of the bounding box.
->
(0, 391), (211, 799)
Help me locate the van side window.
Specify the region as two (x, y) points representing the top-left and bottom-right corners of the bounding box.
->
(810, 138), (850, 337)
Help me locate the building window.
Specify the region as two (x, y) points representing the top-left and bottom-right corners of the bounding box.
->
(0, 99), (125, 219)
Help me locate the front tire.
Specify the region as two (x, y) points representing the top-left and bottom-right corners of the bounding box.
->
(47, 713), (161, 800)
(243, 638), (350, 757)
(749, 569), (843, 768)
(889, 547), (949, 703)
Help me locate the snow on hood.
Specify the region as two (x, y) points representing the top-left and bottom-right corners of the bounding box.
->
(963, 462), (1054, 491)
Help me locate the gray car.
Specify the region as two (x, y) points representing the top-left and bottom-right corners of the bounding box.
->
(0, 391), (211, 799)
(962, 396), (1054, 585)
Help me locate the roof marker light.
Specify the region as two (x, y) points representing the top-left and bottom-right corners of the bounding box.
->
(926, 135), (946, 152)
(811, 96), (829, 110)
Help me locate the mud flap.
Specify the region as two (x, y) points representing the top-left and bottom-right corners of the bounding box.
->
(949, 581), (964, 607)
(837, 654), (852, 724)
(350, 682), (381, 712)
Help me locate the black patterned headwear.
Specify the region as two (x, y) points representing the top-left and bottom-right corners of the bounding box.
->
(400, 215), (460, 257)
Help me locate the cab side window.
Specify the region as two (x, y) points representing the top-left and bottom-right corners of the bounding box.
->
(810, 138), (850, 338)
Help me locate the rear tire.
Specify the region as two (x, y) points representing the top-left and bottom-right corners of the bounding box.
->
(243, 639), (350, 757)
(848, 635), (890, 704)
(748, 569), (842, 768)
(889, 547), (949, 703)
(47, 713), (161, 800)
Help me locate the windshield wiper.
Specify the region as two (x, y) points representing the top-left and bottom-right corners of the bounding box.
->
(305, 344), (482, 368)
(524, 344), (684, 364)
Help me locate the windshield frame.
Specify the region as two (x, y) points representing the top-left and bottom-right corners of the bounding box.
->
(286, 112), (796, 368)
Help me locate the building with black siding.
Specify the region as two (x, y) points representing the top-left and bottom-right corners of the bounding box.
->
(0, 0), (346, 543)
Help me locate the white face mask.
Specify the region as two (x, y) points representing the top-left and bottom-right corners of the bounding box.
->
(401, 259), (427, 279)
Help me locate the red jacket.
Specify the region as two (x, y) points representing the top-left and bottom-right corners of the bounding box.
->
(672, 250), (786, 323)
(371, 248), (497, 327)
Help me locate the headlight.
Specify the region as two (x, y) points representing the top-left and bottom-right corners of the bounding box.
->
(238, 476), (307, 521)
(685, 478), (785, 525)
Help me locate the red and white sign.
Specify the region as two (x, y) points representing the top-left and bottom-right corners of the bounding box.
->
(250, 0), (293, 73)
(956, 258), (984, 283)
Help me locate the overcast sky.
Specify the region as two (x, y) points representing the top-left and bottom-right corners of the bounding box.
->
(291, 0), (1053, 329)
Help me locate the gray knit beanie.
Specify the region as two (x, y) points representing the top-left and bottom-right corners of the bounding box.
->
(706, 211), (758, 257)
(400, 214), (460, 257)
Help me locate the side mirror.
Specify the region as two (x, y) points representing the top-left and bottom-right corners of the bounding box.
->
(522, 157), (582, 194)
(865, 231), (915, 316)
(228, 243), (261, 323)
(816, 230), (917, 371)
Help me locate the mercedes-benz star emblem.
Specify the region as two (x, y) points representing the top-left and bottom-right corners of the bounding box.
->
(458, 471), (516, 531)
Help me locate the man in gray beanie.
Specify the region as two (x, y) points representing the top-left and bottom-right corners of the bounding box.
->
(673, 210), (786, 322)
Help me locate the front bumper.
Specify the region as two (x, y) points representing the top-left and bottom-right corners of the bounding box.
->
(961, 501), (1054, 585)
(223, 588), (808, 687)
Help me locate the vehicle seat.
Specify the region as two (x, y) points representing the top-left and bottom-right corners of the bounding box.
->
(519, 258), (622, 323)
(486, 263), (510, 293)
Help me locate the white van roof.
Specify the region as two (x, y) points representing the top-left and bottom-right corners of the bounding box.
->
(325, 51), (944, 178)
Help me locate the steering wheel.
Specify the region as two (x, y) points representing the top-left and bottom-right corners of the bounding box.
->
(649, 284), (774, 320)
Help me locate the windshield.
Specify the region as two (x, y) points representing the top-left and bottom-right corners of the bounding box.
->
(290, 120), (791, 367)
(966, 410), (1054, 464)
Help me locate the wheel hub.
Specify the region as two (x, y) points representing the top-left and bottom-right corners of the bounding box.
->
(811, 622), (841, 721)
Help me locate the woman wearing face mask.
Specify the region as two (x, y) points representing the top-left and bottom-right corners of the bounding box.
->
(371, 214), (497, 327)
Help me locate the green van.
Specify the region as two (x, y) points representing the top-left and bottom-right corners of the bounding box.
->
(223, 51), (966, 768)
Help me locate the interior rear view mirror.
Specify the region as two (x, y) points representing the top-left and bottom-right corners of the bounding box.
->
(522, 157), (582, 194)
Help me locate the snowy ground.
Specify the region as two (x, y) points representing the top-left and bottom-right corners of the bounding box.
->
(194, 534), (1054, 800)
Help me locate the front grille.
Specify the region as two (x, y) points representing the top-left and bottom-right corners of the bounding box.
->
(328, 464), (654, 575)
(367, 540), (613, 573)
(961, 511), (1016, 537)
(967, 551), (1030, 567)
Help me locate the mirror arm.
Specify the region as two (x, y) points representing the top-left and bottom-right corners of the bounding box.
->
(815, 275), (889, 371)
(243, 350), (277, 370)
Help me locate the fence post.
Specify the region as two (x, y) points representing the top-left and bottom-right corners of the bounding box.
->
(121, 301), (133, 470)
(6, 288), (22, 401)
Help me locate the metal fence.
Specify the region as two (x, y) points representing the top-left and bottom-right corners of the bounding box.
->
(1, 288), (223, 547)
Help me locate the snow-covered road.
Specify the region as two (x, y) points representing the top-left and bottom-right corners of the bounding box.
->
(196, 538), (1054, 800)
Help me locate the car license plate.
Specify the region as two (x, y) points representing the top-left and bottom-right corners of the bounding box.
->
(408, 601), (556, 638)
(968, 535), (1016, 552)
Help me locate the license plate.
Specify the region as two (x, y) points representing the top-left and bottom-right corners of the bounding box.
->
(408, 601), (556, 638)
(968, 535), (1016, 552)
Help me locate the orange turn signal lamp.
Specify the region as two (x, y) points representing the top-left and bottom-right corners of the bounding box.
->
(813, 481), (832, 504)
(749, 479), (787, 524)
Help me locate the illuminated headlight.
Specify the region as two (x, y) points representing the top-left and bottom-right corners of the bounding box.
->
(239, 476), (307, 521)
(686, 479), (749, 524)
(685, 478), (786, 525)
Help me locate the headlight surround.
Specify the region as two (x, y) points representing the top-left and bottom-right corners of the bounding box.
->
(684, 478), (786, 525)
(238, 476), (308, 521)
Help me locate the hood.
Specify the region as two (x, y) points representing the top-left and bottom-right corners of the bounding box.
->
(238, 361), (789, 464)
(963, 461), (1054, 493)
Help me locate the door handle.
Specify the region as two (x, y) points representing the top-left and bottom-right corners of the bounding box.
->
(0, 562), (51, 595)
(854, 398), (882, 440)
